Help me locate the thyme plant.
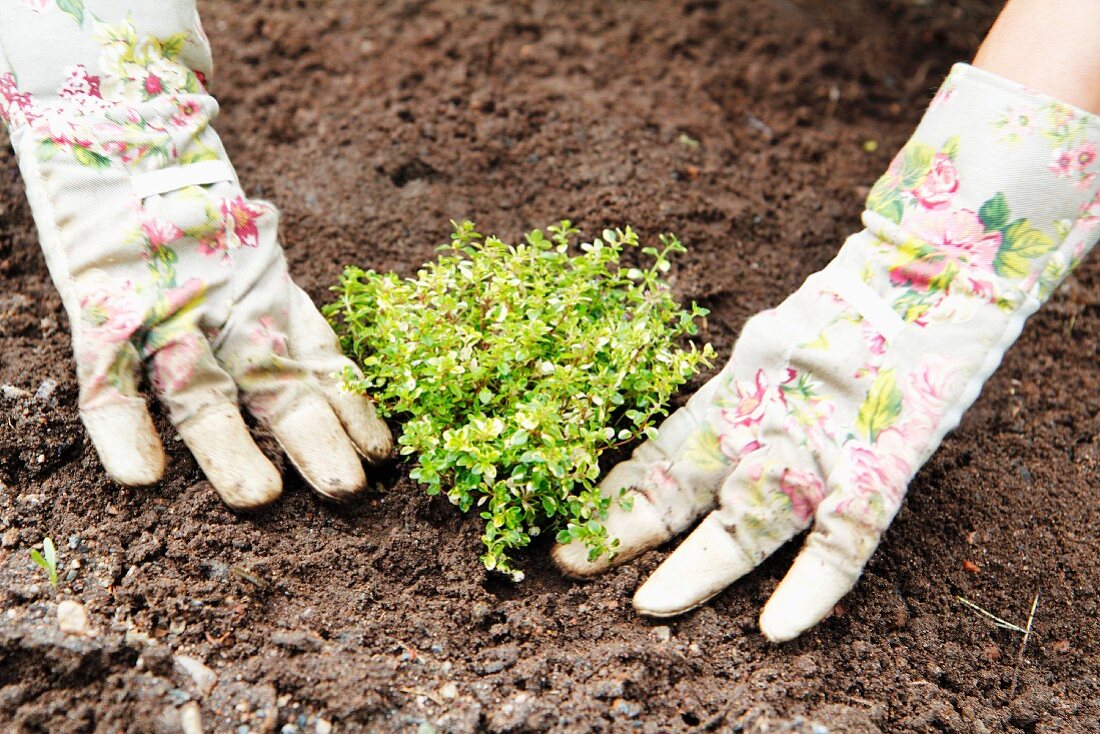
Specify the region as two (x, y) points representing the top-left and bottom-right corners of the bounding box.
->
(327, 221), (714, 579)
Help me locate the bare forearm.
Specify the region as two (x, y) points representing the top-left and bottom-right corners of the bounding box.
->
(974, 0), (1100, 113)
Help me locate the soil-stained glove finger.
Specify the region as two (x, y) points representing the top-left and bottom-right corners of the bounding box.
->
(213, 267), (369, 501)
(148, 331), (282, 509)
(759, 454), (895, 642)
(758, 533), (867, 643)
(552, 371), (743, 577)
(632, 513), (755, 617)
(551, 484), (670, 578)
(175, 403), (283, 510)
(632, 447), (815, 617)
(286, 285), (392, 463)
(75, 333), (166, 487)
(81, 400), (166, 487)
(266, 392), (367, 501)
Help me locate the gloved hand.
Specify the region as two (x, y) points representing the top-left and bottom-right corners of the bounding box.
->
(554, 63), (1100, 640)
(0, 1), (391, 508)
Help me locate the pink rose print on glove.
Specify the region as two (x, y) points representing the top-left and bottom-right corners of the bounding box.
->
(1050, 143), (1099, 189)
(223, 196), (263, 249)
(718, 424), (763, 463)
(901, 359), (958, 436)
(853, 321), (887, 379)
(719, 369), (770, 427)
(0, 74), (42, 128)
(715, 369), (773, 461)
(81, 288), (142, 345)
(1000, 105), (1038, 141)
(1051, 149), (1076, 177)
(144, 74), (164, 97)
(141, 218), (184, 253)
(249, 314), (288, 356)
(894, 208), (1003, 292)
(861, 320), (887, 355)
(908, 208), (1002, 270)
(1080, 190), (1100, 231)
(644, 463), (679, 497)
(912, 153), (959, 210)
(778, 467), (825, 523)
(836, 432), (912, 528)
(199, 197), (266, 257)
(170, 99), (204, 128)
(22, 0), (50, 11)
(59, 65), (102, 101)
(152, 331), (203, 393)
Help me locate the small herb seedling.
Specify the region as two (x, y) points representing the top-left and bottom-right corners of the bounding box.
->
(30, 537), (58, 587)
(328, 221), (714, 579)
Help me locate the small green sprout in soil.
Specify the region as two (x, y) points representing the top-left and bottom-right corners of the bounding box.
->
(30, 537), (58, 587)
(327, 221), (714, 579)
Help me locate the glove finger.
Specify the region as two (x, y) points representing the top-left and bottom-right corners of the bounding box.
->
(147, 328), (282, 510)
(551, 366), (743, 577)
(759, 442), (908, 642)
(551, 478), (677, 579)
(75, 332), (166, 487)
(81, 399), (166, 488)
(285, 284), (392, 463)
(632, 444), (820, 618)
(266, 389), (366, 502)
(213, 288), (367, 501)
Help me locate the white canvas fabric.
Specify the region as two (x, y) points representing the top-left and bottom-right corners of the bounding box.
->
(0, 0), (391, 507)
(555, 64), (1100, 640)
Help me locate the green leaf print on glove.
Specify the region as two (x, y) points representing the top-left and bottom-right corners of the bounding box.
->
(854, 369), (902, 443)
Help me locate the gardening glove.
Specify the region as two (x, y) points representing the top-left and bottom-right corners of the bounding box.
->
(0, 1), (392, 509)
(554, 63), (1100, 640)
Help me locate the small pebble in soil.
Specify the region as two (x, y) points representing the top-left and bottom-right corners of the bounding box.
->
(180, 701), (203, 734)
(34, 378), (57, 404)
(1, 384), (31, 399)
(174, 655), (218, 696)
(610, 698), (642, 719)
(272, 630), (322, 652)
(652, 626), (671, 642)
(315, 718), (333, 734)
(57, 600), (93, 636)
(438, 682), (458, 699)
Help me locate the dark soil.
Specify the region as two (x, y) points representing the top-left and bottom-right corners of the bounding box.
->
(2, 1), (1098, 732)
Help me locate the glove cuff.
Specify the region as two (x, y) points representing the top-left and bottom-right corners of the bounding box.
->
(864, 62), (1100, 306)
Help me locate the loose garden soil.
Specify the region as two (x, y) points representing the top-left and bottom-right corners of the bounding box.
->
(2, 1), (1098, 732)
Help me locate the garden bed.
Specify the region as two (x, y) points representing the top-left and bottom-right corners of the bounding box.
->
(1, 1), (1097, 731)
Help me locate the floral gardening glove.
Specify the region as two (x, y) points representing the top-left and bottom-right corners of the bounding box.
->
(554, 63), (1100, 641)
(0, 1), (392, 508)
